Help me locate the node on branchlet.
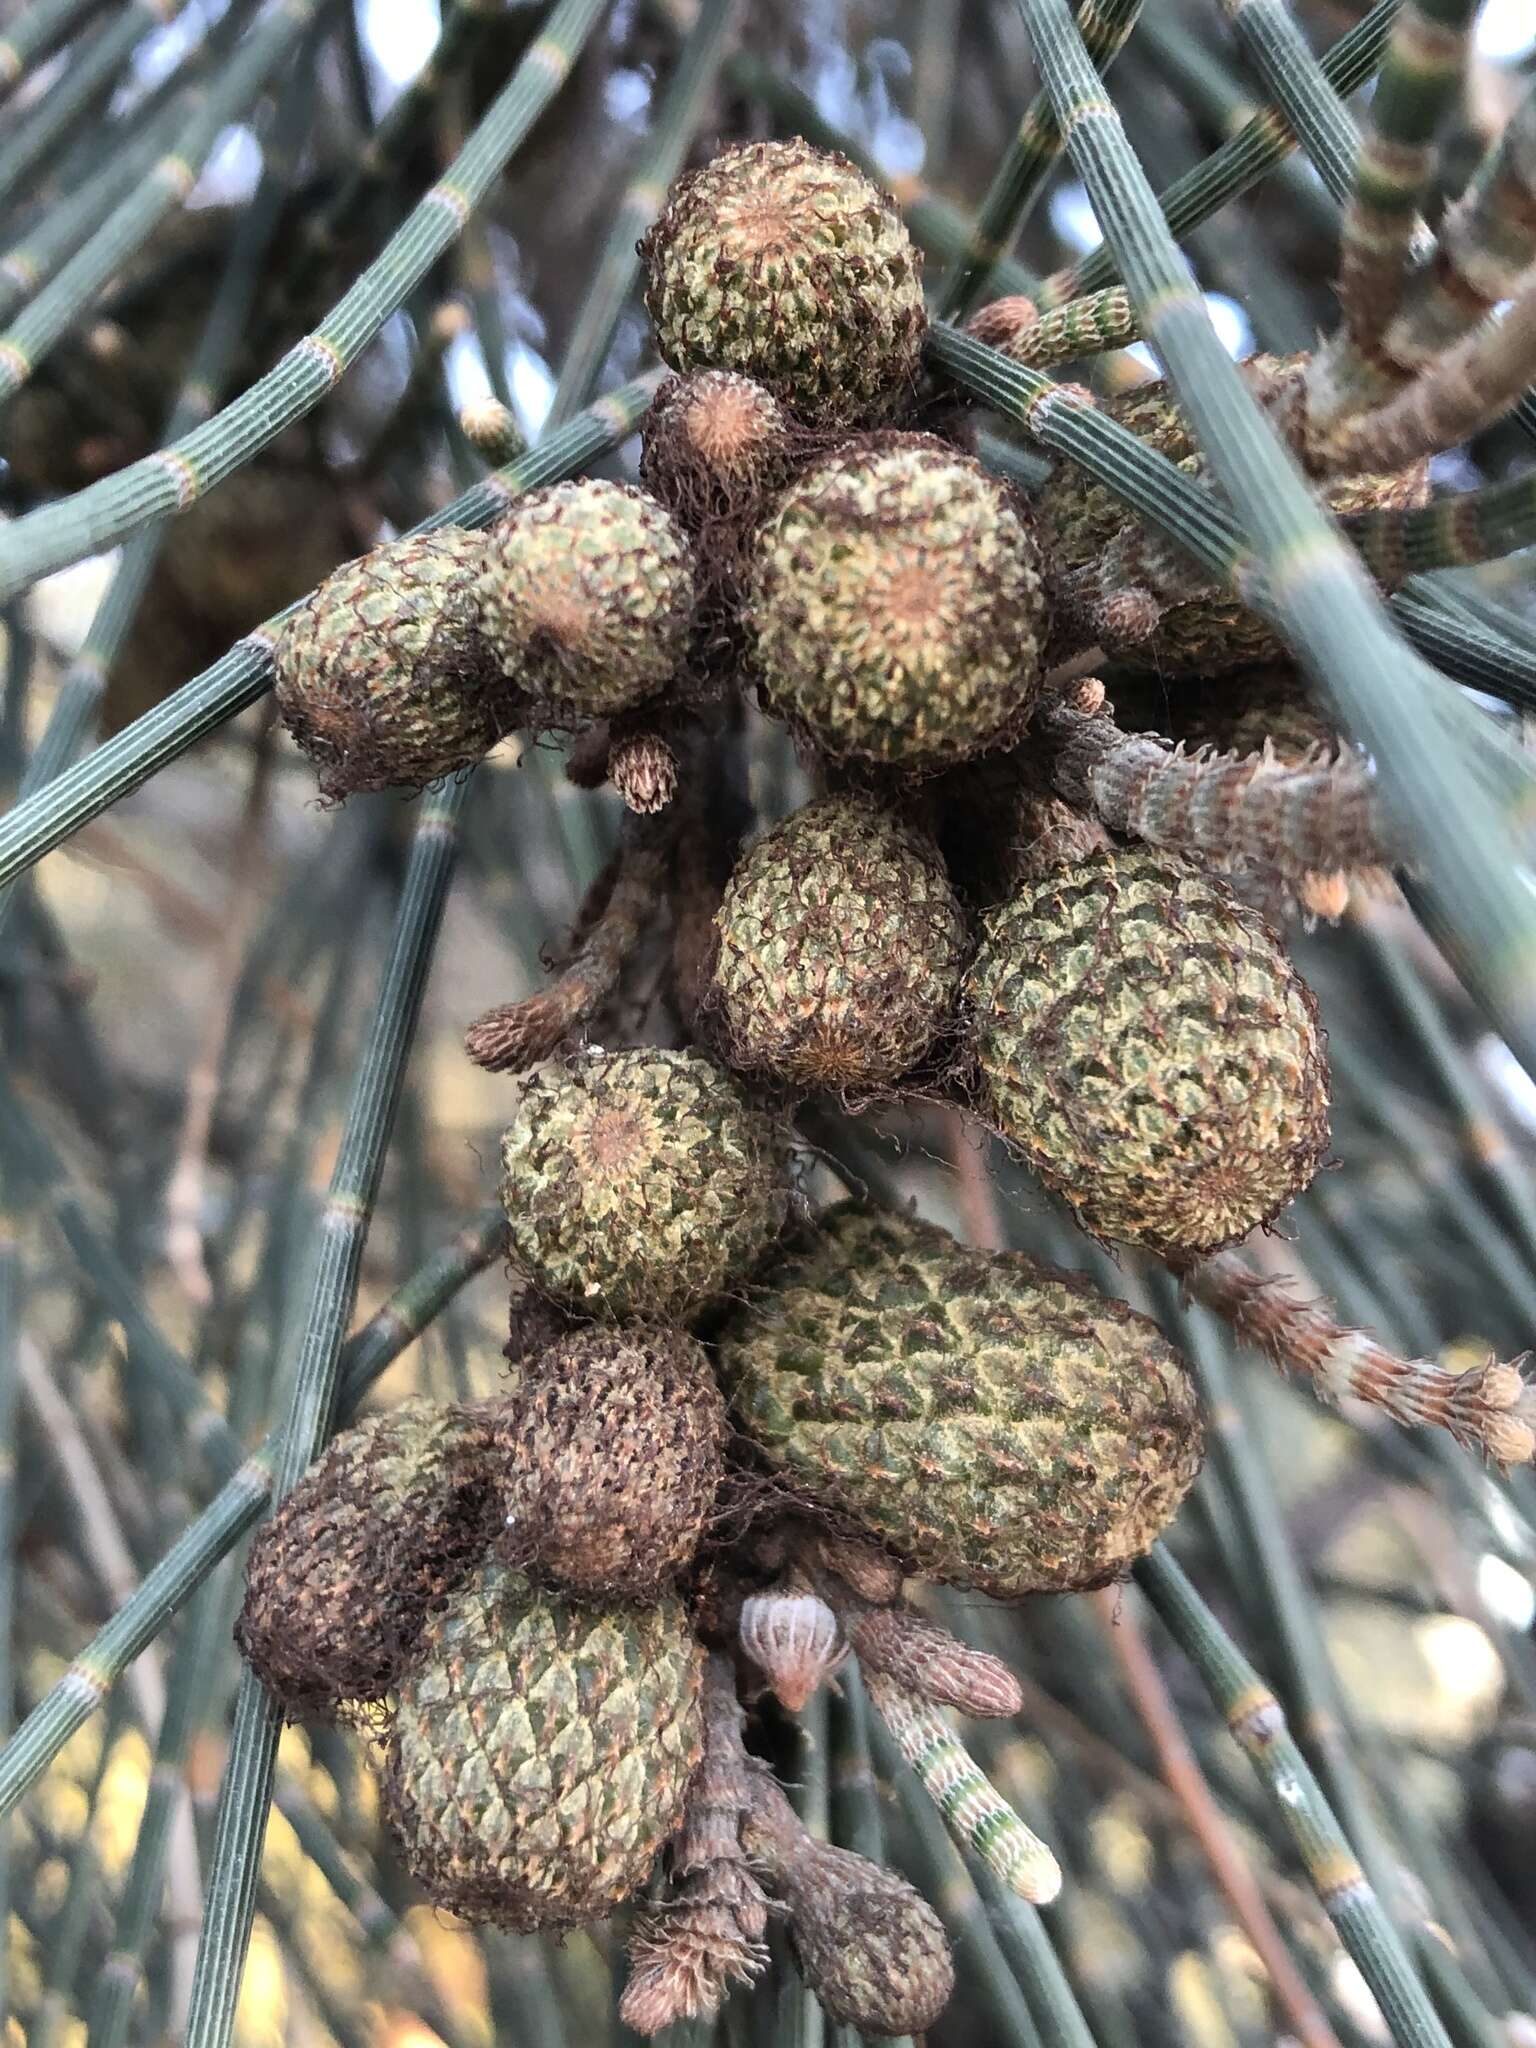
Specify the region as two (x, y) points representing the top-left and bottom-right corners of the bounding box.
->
(492, 1322), (727, 1601)
(965, 845), (1331, 1256)
(474, 479), (695, 723)
(385, 1560), (704, 1931)
(640, 140), (926, 426)
(717, 1202), (1204, 1599)
(498, 1047), (792, 1320)
(273, 530), (520, 800)
(1036, 358), (1430, 674)
(709, 792), (971, 1093)
(234, 1397), (493, 1720)
(742, 1774), (956, 2037)
(745, 434), (1049, 769)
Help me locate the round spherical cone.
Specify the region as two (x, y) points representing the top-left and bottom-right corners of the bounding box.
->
(641, 141), (925, 425)
(474, 480), (694, 722)
(386, 1561), (705, 1931)
(498, 1048), (791, 1320)
(711, 793), (970, 1090)
(639, 370), (797, 533)
(492, 1324), (728, 1599)
(716, 1202), (1204, 1598)
(965, 847), (1330, 1255)
(1037, 363), (1429, 676)
(235, 1398), (493, 1719)
(273, 529), (516, 799)
(746, 435), (1047, 769)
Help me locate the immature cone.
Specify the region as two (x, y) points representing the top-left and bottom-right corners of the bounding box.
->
(717, 1203), (1203, 1598)
(641, 141), (926, 425)
(746, 435), (1048, 768)
(737, 1583), (844, 1710)
(609, 729), (678, 814)
(474, 481), (695, 722)
(498, 1048), (791, 1319)
(272, 530), (516, 799)
(743, 1775), (955, 2036)
(386, 1561), (704, 1930)
(965, 846), (1330, 1255)
(492, 1324), (727, 1600)
(1037, 362), (1429, 674)
(711, 793), (970, 1091)
(235, 1398), (492, 1719)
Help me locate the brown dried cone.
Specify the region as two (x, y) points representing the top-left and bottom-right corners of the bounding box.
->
(1036, 356), (1430, 674)
(386, 1560), (705, 1931)
(837, 1597), (1024, 1718)
(737, 1577), (846, 1711)
(641, 141), (926, 426)
(741, 1771), (955, 2036)
(709, 792), (971, 1092)
(272, 529), (519, 800)
(639, 370), (798, 538)
(621, 1657), (771, 2034)
(966, 846), (1332, 1256)
(235, 1398), (494, 1720)
(490, 1323), (728, 1600)
(474, 480), (696, 723)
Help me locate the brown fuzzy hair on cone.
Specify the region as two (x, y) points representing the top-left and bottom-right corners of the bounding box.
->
(272, 529), (520, 801)
(965, 846), (1331, 1257)
(235, 1398), (495, 1720)
(491, 1323), (728, 1601)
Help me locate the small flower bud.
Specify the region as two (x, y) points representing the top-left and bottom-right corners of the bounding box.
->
(739, 1584), (845, 1712)
(610, 730), (678, 814)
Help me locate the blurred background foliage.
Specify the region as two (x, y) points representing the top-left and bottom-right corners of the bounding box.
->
(1, 1), (1536, 2045)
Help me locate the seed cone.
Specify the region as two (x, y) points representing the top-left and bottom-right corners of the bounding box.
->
(1037, 362), (1429, 674)
(235, 1398), (493, 1719)
(474, 481), (695, 722)
(641, 140), (925, 425)
(710, 794), (970, 1092)
(743, 1774), (954, 2036)
(965, 846), (1330, 1255)
(273, 530), (517, 799)
(717, 1203), (1203, 1598)
(746, 435), (1048, 768)
(386, 1561), (705, 1931)
(499, 1048), (791, 1320)
(492, 1324), (727, 1599)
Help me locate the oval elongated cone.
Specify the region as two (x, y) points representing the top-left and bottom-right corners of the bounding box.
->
(717, 1202), (1204, 1598)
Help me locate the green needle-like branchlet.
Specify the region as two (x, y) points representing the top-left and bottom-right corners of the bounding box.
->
(937, 0), (1142, 321)
(0, 1205), (505, 1821)
(1219, 0), (1366, 206)
(1017, 0), (1536, 1079)
(0, 371), (657, 902)
(1136, 1545), (1455, 2048)
(1038, 0), (1397, 306)
(0, 0), (106, 102)
(0, 0), (611, 603)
